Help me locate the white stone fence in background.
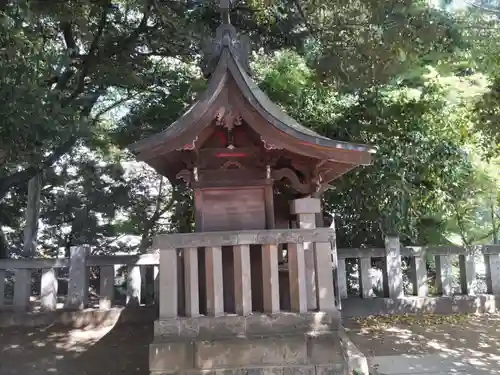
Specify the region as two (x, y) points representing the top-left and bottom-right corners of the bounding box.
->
(1, 238), (500, 312)
(0, 246), (160, 311)
(337, 238), (500, 300)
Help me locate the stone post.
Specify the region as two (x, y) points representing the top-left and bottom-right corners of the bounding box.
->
(159, 248), (178, 319)
(99, 265), (115, 309)
(0, 269), (5, 307)
(233, 245), (252, 315)
(14, 269), (31, 310)
(153, 265), (160, 305)
(410, 251), (428, 296)
(384, 237), (404, 299)
(41, 268), (58, 311)
(205, 246), (224, 316)
(435, 255), (453, 296)
(459, 253), (476, 295)
(288, 242), (307, 313)
(261, 244), (280, 313)
(337, 258), (348, 299)
(127, 265), (142, 307)
(184, 247), (200, 317)
(290, 197), (321, 310)
(314, 242), (336, 311)
(65, 246), (89, 309)
(485, 253), (500, 294)
(359, 257), (374, 298)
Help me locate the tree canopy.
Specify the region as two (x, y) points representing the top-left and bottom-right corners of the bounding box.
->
(0, 0), (499, 257)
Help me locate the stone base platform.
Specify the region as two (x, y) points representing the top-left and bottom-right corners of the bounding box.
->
(149, 312), (351, 375)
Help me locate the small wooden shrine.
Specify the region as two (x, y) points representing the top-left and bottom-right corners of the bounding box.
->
(129, 9), (374, 233)
(129, 1), (374, 316)
(131, 3), (375, 374)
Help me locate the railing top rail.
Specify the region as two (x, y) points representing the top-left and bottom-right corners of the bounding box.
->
(338, 244), (500, 259)
(87, 253), (159, 266)
(0, 253), (160, 270)
(154, 228), (335, 249)
(0, 258), (69, 270)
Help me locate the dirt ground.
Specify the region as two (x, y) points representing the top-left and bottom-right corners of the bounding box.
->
(1, 314), (500, 375)
(0, 321), (152, 375)
(343, 314), (500, 358)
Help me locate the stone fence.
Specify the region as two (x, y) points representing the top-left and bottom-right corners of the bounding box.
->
(337, 238), (500, 301)
(0, 246), (160, 311)
(1, 237), (500, 313)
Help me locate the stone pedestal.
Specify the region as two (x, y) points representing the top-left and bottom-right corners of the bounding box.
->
(150, 312), (344, 375)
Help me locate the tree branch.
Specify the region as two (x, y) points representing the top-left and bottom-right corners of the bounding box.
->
(65, 2), (111, 104)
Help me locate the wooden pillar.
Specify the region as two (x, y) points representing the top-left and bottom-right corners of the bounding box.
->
(261, 244), (280, 313)
(288, 242), (307, 313)
(205, 246), (224, 316)
(184, 247), (200, 317)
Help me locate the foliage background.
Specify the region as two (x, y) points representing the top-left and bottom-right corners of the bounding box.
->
(0, 0), (499, 260)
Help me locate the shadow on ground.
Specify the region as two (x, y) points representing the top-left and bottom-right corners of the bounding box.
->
(2, 310), (500, 375)
(0, 311), (153, 375)
(344, 314), (500, 374)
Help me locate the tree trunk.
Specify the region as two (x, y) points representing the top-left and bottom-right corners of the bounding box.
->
(0, 227), (9, 259)
(492, 202), (499, 244)
(23, 175), (42, 257)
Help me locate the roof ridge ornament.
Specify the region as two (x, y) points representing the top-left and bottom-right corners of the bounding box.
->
(200, 0), (251, 78)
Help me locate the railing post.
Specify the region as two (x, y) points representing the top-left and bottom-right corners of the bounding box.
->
(159, 248), (178, 319)
(233, 245), (252, 315)
(288, 242), (307, 313)
(410, 250), (428, 296)
(127, 264), (141, 307)
(337, 258), (348, 299)
(41, 268), (58, 311)
(99, 265), (115, 309)
(459, 253), (476, 295)
(65, 245), (89, 309)
(0, 269), (5, 307)
(184, 247), (200, 317)
(261, 244), (280, 313)
(384, 236), (403, 299)
(291, 197), (321, 310)
(359, 256), (373, 298)
(314, 242), (336, 311)
(485, 249), (500, 294)
(14, 269), (31, 310)
(153, 265), (159, 305)
(435, 255), (453, 296)
(205, 246), (224, 316)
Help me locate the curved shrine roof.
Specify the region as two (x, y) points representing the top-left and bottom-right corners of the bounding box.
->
(129, 24), (375, 168)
